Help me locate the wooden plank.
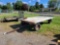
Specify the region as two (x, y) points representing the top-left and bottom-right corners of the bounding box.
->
(21, 16), (53, 24)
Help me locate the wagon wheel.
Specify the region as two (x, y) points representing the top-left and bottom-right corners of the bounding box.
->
(48, 19), (52, 24)
(34, 24), (40, 31)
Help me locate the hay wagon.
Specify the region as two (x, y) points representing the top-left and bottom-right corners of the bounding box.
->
(20, 16), (53, 31)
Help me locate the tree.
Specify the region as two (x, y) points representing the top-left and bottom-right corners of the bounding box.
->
(6, 3), (12, 11)
(48, 0), (57, 11)
(39, 4), (44, 12)
(48, 0), (57, 8)
(2, 5), (7, 10)
(29, 6), (36, 11)
(57, 0), (60, 9)
(35, 2), (40, 9)
(21, 4), (28, 11)
(13, 1), (23, 10)
(0, 5), (2, 9)
(40, 4), (44, 8)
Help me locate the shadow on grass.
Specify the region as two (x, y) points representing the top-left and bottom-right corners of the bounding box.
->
(52, 34), (60, 42)
(49, 34), (60, 45)
(10, 24), (36, 33)
(9, 21), (50, 33)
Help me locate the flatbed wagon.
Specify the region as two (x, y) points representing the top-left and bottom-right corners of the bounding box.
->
(20, 16), (53, 31)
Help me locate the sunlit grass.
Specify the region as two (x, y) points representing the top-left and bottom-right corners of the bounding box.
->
(37, 16), (60, 35)
(0, 11), (19, 19)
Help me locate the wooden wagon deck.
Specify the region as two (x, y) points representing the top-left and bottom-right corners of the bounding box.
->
(21, 16), (53, 24)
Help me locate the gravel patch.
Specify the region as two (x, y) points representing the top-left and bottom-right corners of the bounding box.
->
(0, 32), (57, 45)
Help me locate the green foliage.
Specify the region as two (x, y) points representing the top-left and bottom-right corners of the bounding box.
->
(35, 2), (40, 9)
(2, 5), (7, 10)
(0, 5), (2, 9)
(39, 4), (44, 8)
(6, 3), (13, 11)
(39, 4), (44, 11)
(29, 6), (36, 11)
(55, 8), (60, 12)
(48, 0), (58, 11)
(34, 2), (44, 11)
(13, 1), (23, 10)
(57, 0), (60, 9)
(48, 0), (57, 8)
(22, 4), (28, 11)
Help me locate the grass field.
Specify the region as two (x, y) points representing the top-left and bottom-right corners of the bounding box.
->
(0, 11), (60, 36)
(0, 11), (19, 19)
(37, 16), (60, 36)
(0, 11), (39, 19)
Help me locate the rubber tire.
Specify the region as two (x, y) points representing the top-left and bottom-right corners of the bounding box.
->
(34, 24), (40, 31)
(48, 19), (52, 24)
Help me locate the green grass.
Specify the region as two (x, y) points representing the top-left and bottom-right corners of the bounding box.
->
(0, 11), (60, 35)
(0, 11), (39, 19)
(37, 16), (60, 35)
(24, 11), (39, 17)
(0, 11), (19, 19)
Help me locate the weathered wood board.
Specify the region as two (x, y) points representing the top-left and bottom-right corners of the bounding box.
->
(21, 16), (53, 24)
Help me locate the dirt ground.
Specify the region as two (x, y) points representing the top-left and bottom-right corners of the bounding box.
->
(0, 22), (57, 45)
